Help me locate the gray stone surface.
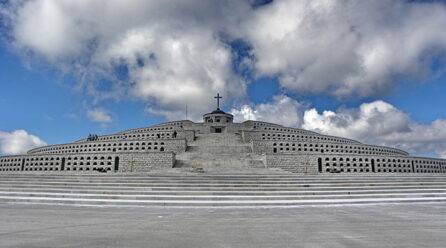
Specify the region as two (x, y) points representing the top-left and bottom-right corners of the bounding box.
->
(0, 204), (445, 247)
(1, 108), (446, 174)
(119, 152), (175, 172)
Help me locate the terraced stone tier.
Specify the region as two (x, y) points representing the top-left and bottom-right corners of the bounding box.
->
(0, 174), (446, 208)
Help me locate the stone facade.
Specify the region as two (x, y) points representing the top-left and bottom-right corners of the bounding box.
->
(27, 139), (186, 155)
(263, 154), (446, 174)
(265, 154), (319, 174)
(1, 108), (446, 175)
(0, 152), (175, 173)
(119, 152), (175, 172)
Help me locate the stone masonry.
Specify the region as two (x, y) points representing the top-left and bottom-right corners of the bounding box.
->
(1, 103), (446, 174)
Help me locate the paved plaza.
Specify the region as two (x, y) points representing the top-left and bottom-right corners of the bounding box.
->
(0, 203), (445, 248)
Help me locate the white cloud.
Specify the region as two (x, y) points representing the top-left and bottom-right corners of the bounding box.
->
(242, 0), (446, 96)
(230, 95), (306, 127)
(3, 0), (251, 120)
(302, 101), (446, 158)
(440, 150), (446, 159)
(232, 95), (446, 158)
(87, 108), (112, 123)
(0, 130), (46, 155)
(302, 101), (411, 141)
(2, 0), (446, 137)
(2, 1), (446, 162)
(4, 1), (446, 119)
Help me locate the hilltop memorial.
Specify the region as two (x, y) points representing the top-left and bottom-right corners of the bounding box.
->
(1, 94), (446, 175)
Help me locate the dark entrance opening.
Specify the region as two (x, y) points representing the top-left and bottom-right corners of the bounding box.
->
(318, 158), (322, 173)
(371, 159), (375, 173)
(61, 158), (65, 171)
(21, 159), (25, 171)
(273, 148), (277, 153)
(215, 128), (222, 133)
(411, 160), (415, 173)
(114, 157), (119, 172)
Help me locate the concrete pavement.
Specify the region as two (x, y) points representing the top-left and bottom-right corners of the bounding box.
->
(0, 203), (445, 247)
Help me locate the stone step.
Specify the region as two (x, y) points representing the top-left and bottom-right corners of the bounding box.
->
(3, 177), (446, 184)
(5, 177), (446, 183)
(174, 157), (251, 167)
(186, 145), (252, 154)
(2, 181), (446, 187)
(1, 196), (445, 208)
(1, 175), (444, 184)
(3, 184), (446, 192)
(2, 191), (446, 201)
(191, 133), (245, 146)
(1, 173), (445, 179)
(1, 187), (445, 195)
(2, 173), (445, 179)
(1, 174), (446, 207)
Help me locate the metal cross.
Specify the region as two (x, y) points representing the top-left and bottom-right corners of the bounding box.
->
(214, 93), (222, 110)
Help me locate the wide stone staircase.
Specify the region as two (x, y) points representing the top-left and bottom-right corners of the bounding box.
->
(175, 133), (266, 172)
(1, 174), (446, 208)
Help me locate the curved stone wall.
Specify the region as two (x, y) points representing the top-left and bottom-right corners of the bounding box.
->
(27, 139), (186, 155)
(74, 130), (195, 143)
(1, 117), (446, 175)
(265, 154), (446, 174)
(0, 156), (23, 172)
(268, 141), (408, 156)
(243, 121), (445, 174)
(243, 130), (360, 145)
(0, 152), (175, 173)
(118, 120), (192, 134)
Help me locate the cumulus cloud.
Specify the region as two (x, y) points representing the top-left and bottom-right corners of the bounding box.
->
(87, 108), (112, 123)
(232, 95), (446, 158)
(302, 101), (411, 141)
(242, 0), (446, 96)
(3, 1), (446, 119)
(230, 95), (306, 127)
(2, 0), (251, 120)
(0, 130), (46, 155)
(440, 150), (446, 159)
(2, 0), (446, 159)
(302, 101), (446, 158)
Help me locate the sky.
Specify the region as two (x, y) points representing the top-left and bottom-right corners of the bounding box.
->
(1, 0), (446, 158)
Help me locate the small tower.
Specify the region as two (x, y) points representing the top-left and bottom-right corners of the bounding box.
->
(203, 93), (234, 133)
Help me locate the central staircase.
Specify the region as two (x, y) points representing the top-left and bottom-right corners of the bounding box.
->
(175, 133), (265, 172)
(0, 174), (446, 208)
(3, 134), (446, 208)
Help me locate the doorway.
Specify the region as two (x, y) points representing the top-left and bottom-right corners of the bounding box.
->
(211, 127), (224, 133)
(114, 157), (119, 172)
(61, 157), (65, 171)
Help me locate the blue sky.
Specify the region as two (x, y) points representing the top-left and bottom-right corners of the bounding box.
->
(0, 46), (161, 144)
(1, 0), (446, 157)
(2, 40), (445, 144)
